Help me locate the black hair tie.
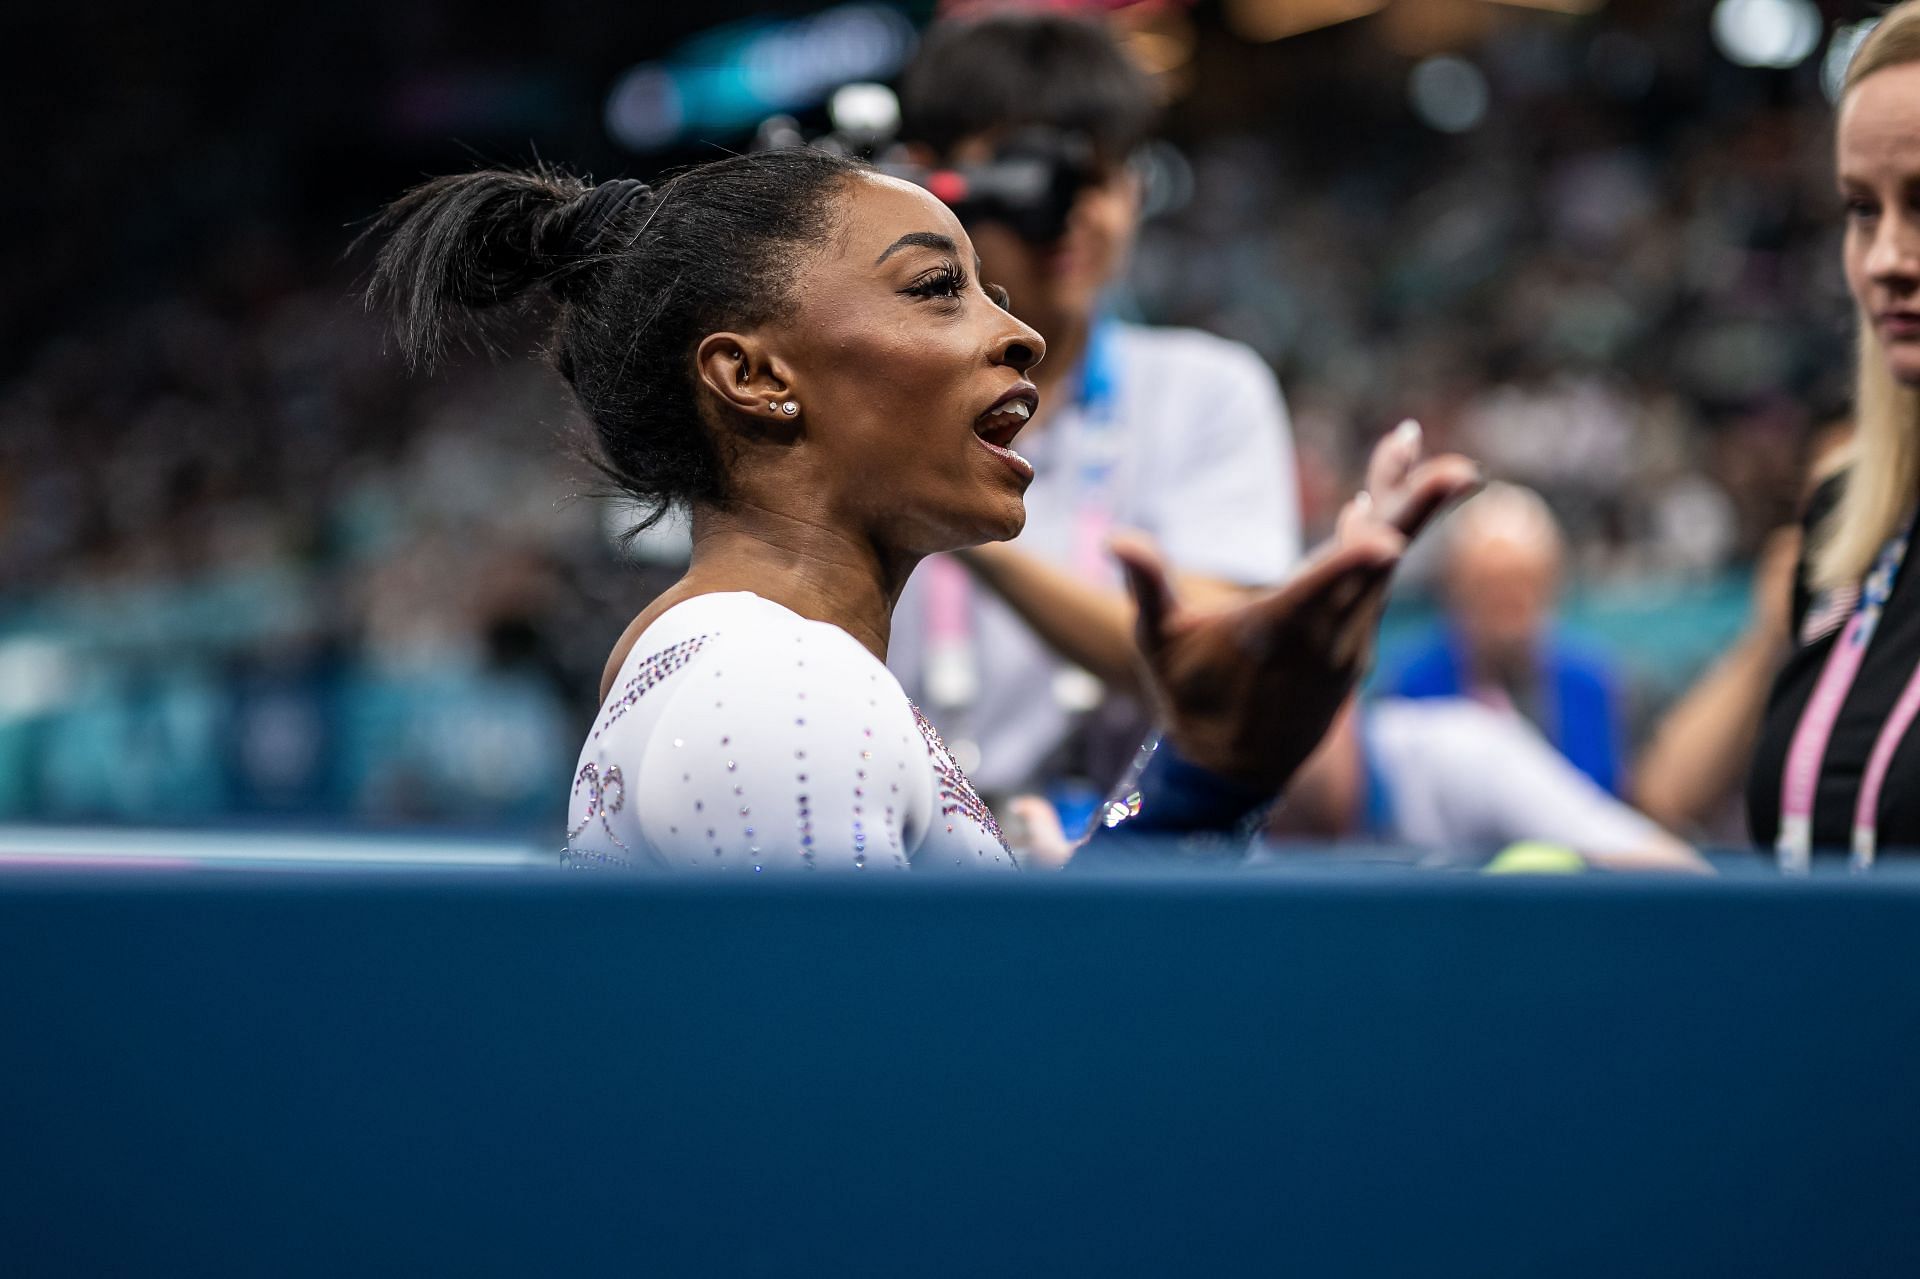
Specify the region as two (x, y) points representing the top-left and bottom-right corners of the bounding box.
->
(555, 178), (652, 257)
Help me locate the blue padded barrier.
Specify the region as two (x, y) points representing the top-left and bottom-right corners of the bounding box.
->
(1, 868), (1916, 1276)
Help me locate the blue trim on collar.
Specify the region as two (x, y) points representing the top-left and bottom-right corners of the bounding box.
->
(1073, 315), (1122, 417)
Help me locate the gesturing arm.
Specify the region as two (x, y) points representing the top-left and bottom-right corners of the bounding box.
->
(1402, 701), (1705, 872)
(952, 542), (1247, 698)
(1077, 423), (1479, 858)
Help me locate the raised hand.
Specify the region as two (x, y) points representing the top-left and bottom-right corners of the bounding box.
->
(1112, 422), (1479, 794)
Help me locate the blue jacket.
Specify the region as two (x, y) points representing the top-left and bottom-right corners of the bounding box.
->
(1387, 629), (1625, 796)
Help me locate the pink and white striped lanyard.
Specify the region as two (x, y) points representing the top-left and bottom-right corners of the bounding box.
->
(1777, 519), (1917, 872)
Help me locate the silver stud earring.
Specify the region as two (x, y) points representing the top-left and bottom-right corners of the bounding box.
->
(779, 401), (799, 416)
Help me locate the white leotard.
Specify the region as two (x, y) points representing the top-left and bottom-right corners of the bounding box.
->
(563, 593), (1017, 872)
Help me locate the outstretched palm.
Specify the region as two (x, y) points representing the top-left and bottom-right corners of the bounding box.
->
(1114, 423), (1479, 793)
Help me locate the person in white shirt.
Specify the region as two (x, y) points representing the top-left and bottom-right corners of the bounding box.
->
(887, 12), (1301, 796)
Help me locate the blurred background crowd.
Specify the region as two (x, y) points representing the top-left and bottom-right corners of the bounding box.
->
(0, 0), (1882, 837)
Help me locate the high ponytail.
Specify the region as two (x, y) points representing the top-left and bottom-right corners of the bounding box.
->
(363, 168), (657, 371)
(364, 148), (865, 529)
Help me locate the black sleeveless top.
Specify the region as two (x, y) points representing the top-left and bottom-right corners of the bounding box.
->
(1747, 476), (1920, 854)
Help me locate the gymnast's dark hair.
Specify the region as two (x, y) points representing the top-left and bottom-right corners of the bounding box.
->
(363, 148), (866, 528)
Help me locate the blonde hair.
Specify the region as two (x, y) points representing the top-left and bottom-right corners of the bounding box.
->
(1812, 1), (1920, 591)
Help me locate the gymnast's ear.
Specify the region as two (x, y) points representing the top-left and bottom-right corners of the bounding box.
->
(696, 331), (800, 424)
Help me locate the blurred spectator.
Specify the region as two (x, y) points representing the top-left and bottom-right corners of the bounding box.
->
(1386, 483), (1627, 793)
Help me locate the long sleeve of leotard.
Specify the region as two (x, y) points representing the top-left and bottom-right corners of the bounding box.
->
(575, 615), (933, 870)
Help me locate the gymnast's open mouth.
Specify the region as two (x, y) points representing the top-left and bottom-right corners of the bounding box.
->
(973, 384), (1038, 479)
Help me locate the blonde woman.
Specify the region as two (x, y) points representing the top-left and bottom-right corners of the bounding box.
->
(1749, 1), (1920, 867)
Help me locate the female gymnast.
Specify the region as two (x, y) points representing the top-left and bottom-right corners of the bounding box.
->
(366, 149), (1475, 869)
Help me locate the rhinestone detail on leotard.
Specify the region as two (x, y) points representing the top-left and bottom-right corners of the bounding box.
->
(595, 635), (710, 738)
(911, 703), (1008, 853)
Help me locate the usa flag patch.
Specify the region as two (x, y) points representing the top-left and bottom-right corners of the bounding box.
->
(1801, 586), (1859, 646)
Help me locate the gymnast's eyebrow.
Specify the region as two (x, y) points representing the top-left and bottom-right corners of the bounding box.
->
(874, 231), (959, 265)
